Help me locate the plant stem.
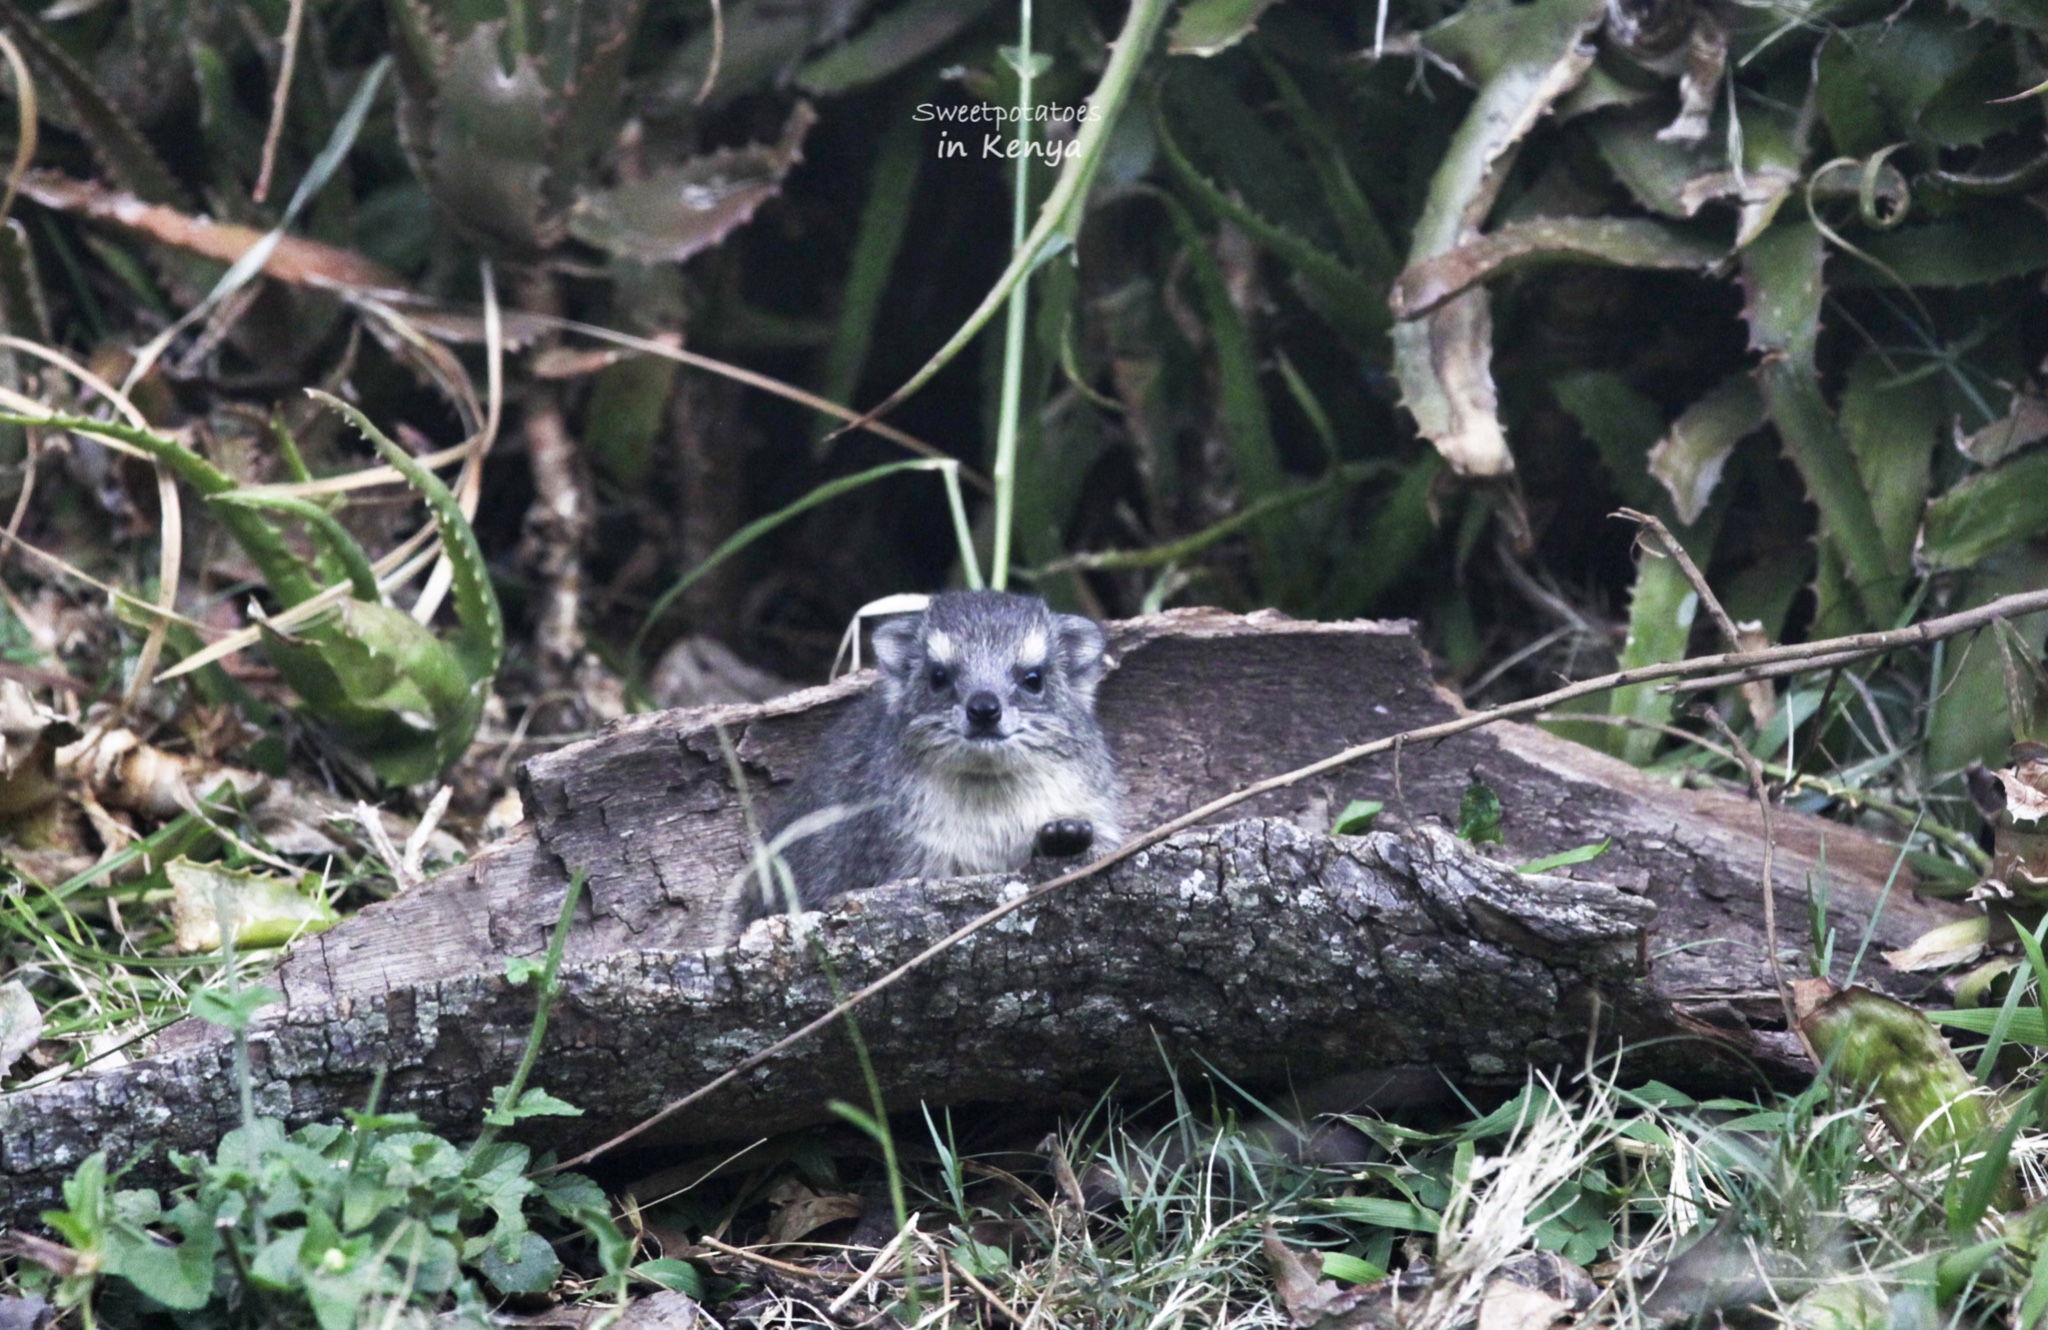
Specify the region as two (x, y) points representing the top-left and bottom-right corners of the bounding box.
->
(990, 0), (1035, 590)
(468, 868), (586, 1160)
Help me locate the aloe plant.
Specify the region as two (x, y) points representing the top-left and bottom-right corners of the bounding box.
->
(0, 402), (502, 786)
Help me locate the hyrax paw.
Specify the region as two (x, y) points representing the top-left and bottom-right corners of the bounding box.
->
(1035, 818), (1095, 859)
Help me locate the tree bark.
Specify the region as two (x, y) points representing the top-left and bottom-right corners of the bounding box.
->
(0, 610), (1965, 1227)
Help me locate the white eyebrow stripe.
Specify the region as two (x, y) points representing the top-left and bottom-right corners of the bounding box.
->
(1017, 628), (1048, 665)
(926, 629), (956, 661)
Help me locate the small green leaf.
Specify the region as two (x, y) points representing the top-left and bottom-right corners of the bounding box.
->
(503, 956), (545, 986)
(190, 986), (283, 1032)
(1457, 782), (1504, 844)
(1919, 447), (2048, 573)
(1311, 1196), (1442, 1232)
(1167, 0), (1281, 56)
(1517, 839), (1613, 874)
(476, 1231), (561, 1295)
(483, 1085), (582, 1127)
(1332, 801), (1385, 836)
(1319, 1252), (1386, 1285)
(633, 1257), (707, 1297)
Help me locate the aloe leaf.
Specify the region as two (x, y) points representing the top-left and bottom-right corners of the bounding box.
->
(1154, 104), (1387, 347)
(584, 354), (679, 489)
(0, 410), (320, 607)
(816, 88), (925, 447)
(1834, 206), (2048, 288)
(1920, 448), (2048, 574)
(1839, 353), (1938, 574)
(1160, 192), (1296, 591)
(1319, 453), (1443, 616)
(416, 24), (555, 256)
(797, 0), (998, 95)
(1647, 374), (1766, 525)
(569, 103), (815, 263)
(849, 0), (1176, 430)
(208, 493), (380, 603)
(1255, 51), (1398, 283)
(0, 0), (189, 209)
(1391, 217), (1724, 319)
(1168, 0), (1281, 55)
(1392, 0), (1607, 478)
(1740, 221), (1902, 627)
(310, 392), (504, 685)
(1554, 371), (1720, 761)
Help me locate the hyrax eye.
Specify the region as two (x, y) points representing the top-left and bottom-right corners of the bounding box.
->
(928, 664), (952, 690)
(1019, 669), (1044, 693)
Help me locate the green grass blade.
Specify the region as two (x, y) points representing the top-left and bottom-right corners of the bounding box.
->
(631, 459), (962, 671)
(842, 0), (1176, 432)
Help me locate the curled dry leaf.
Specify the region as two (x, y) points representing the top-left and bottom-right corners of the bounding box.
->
(762, 1180), (864, 1248)
(1264, 1224), (1393, 1330)
(1955, 377), (2048, 469)
(1389, 217), (1723, 320)
(55, 726), (266, 820)
(1882, 915), (1992, 972)
(1994, 759), (2048, 824)
(1392, 0), (1608, 479)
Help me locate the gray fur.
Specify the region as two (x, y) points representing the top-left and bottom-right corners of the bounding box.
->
(743, 592), (1122, 918)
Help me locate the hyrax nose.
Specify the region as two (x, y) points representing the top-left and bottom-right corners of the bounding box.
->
(965, 691), (1003, 732)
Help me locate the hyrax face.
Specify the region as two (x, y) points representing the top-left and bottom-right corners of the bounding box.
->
(872, 591), (1107, 774)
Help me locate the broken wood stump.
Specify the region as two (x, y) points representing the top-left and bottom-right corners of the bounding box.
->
(0, 610), (1965, 1227)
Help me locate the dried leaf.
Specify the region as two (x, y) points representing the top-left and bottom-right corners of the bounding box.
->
(1392, 0), (1607, 477)
(18, 170), (408, 295)
(1997, 760), (2048, 823)
(0, 980), (40, 1079)
(570, 103), (816, 263)
(1956, 379), (2048, 468)
(763, 1184), (863, 1247)
(1882, 915), (1993, 971)
(1475, 1279), (1571, 1330)
(1263, 1224), (1395, 1329)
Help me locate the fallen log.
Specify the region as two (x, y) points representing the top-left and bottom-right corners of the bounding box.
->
(0, 610), (1964, 1226)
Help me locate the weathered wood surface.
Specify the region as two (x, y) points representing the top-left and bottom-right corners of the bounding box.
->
(0, 610), (1965, 1226)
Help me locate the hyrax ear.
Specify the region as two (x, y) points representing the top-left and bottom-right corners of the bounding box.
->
(870, 615), (923, 679)
(1055, 614), (1108, 696)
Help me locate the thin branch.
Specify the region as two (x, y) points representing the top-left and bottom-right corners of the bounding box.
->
(551, 583), (2048, 1171)
(1664, 647), (1875, 693)
(1617, 508), (1742, 651)
(253, 0), (308, 204)
(1699, 706), (1792, 1029)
